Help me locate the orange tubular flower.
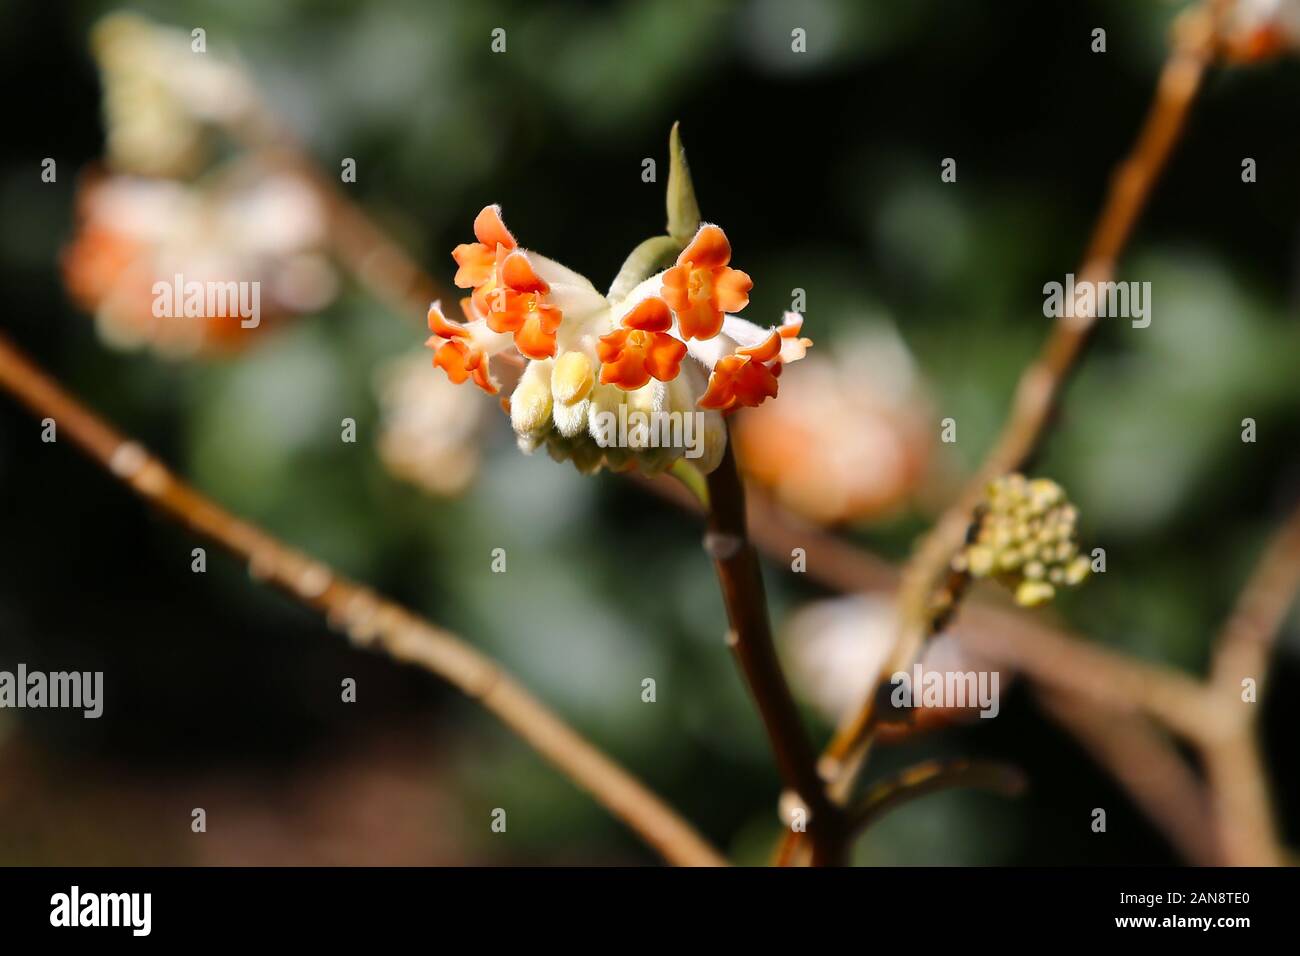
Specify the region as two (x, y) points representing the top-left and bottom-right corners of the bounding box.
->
(660, 224), (752, 340)
(426, 302), (497, 395)
(1220, 1), (1300, 63)
(427, 192), (812, 476)
(597, 297), (688, 390)
(452, 204), (515, 290)
(698, 316), (809, 412)
(698, 354), (778, 412)
(485, 252), (563, 360)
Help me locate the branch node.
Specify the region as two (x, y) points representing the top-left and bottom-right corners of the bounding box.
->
(703, 530), (743, 560)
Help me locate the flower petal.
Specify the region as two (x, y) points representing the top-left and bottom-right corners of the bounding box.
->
(470, 361), (499, 395)
(596, 328), (629, 364)
(427, 301), (467, 339)
(451, 242), (496, 289)
(473, 204), (516, 251)
(678, 224), (731, 270)
(644, 332), (688, 382)
(714, 267), (752, 314)
(675, 296), (723, 341)
(697, 363), (739, 410)
(738, 330), (782, 363)
(659, 264), (691, 314)
(698, 355), (779, 411)
(621, 296), (673, 333)
(599, 349), (652, 390)
(501, 252), (548, 294)
(433, 339), (475, 384)
(514, 311), (559, 359)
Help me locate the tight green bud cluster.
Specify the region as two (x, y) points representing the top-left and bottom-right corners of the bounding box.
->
(953, 474), (1090, 607)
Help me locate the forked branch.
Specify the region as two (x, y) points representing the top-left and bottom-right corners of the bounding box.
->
(814, 0), (1225, 804)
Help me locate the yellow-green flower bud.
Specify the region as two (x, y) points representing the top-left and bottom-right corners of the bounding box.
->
(955, 473), (1092, 607)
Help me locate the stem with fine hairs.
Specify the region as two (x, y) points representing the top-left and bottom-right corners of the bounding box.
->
(0, 331), (726, 869)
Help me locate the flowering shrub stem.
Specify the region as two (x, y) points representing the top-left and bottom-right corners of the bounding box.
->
(0, 332), (727, 868)
(703, 432), (845, 863)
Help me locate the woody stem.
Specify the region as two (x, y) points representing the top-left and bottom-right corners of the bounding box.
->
(703, 429), (845, 863)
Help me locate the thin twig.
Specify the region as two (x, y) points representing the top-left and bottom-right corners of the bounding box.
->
(0, 332), (727, 868)
(703, 434), (845, 864)
(653, 466), (1233, 867)
(846, 758), (1026, 834)
(1033, 689), (1219, 865)
(1199, 503), (1300, 865)
(956, 603), (1209, 741)
(813, 1), (1222, 805)
(1209, 501), (1300, 700)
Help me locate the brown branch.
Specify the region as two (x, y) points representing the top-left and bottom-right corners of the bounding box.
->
(701, 479), (1213, 749)
(1209, 502), (1300, 698)
(638, 473), (903, 596)
(652, 440), (1275, 868)
(1198, 504), (1300, 866)
(0, 332), (726, 868)
(812, 1), (1223, 807)
(654, 465), (1228, 867)
(957, 602), (1210, 741)
(703, 434), (845, 864)
(1033, 689), (1219, 866)
(1201, 729), (1279, 866)
(847, 758), (1026, 835)
(756, 496), (1297, 866)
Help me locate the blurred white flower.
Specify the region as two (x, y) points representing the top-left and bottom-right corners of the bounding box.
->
(782, 594), (1006, 724)
(91, 13), (257, 178)
(784, 595), (896, 722)
(375, 351), (489, 497)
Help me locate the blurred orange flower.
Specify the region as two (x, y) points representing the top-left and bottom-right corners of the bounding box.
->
(62, 165), (337, 358)
(733, 327), (933, 525)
